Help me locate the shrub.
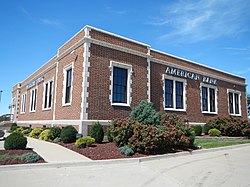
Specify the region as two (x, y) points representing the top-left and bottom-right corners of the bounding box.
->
(10, 123), (18, 131)
(21, 152), (41, 163)
(208, 128), (221, 136)
(206, 116), (247, 136)
(110, 118), (133, 147)
(203, 124), (211, 135)
(110, 114), (195, 154)
(130, 100), (160, 125)
(53, 137), (61, 143)
(39, 129), (50, 141)
(107, 128), (114, 142)
(48, 127), (61, 140)
(90, 122), (104, 143)
(14, 127), (23, 133)
(75, 137), (95, 148)
(120, 146), (134, 156)
(4, 132), (27, 150)
(242, 128), (250, 137)
(29, 128), (43, 138)
(191, 125), (202, 136)
(22, 128), (31, 135)
(60, 126), (77, 143)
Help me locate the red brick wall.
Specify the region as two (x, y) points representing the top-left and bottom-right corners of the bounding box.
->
(87, 44), (148, 120)
(58, 30), (85, 55)
(150, 62), (248, 122)
(18, 67), (56, 121)
(54, 45), (84, 120)
(151, 50), (245, 84)
(90, 30), (148, 54)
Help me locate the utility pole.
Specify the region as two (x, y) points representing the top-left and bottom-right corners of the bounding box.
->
(0, 90), (2, 104)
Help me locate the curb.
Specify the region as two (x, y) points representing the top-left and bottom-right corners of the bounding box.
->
(1, 143), (250, 171)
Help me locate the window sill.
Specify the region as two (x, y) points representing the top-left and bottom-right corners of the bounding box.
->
(229, 113), (241, 117)
(62, 103), (71, 107)
(202, 111), (218, 115)
(29, 111), (36, 113)
(164, 108), (186, 112)
(42, 108), (52, 111)
(111, 103), (130, 107)
(20, 112), (26, 114)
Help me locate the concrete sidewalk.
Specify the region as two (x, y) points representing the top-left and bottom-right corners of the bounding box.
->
(26, 137), (91, 163)
(0, 133), (91, 162)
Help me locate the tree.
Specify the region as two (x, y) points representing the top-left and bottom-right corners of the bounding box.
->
(248, 94), (250, 118)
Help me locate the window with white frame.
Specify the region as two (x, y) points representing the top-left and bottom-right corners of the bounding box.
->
(110, 61), (132, 106)
(30, 88), (37, 112)
(164, 76), (186, 111)
(21, 93), (27, 113)
(43, 80), (53, 109)
(228, 90), (241, 116)
(201, 84), (217, 114)
(63, 65), (73, 105)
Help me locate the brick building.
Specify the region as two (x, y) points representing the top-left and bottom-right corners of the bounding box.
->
(11, 25), (247, 136)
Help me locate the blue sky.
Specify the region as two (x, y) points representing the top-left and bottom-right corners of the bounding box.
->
(0, 0), (250, 115)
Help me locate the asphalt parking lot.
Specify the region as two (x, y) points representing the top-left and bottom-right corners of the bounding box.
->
(1, 144), (250, 187)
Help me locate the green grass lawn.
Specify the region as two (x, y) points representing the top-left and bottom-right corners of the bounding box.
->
(194, 139), (250, 149)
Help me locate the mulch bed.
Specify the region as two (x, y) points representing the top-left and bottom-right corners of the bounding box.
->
(0, 149), (45, 165)
(58, 142), (192, 160)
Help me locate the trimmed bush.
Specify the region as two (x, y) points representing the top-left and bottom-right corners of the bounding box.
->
(130, 100), (160, 125)
(242, 128), (250, 137)
(39, 129), (50, 141)
(203, 124), (211, 135)
(206, 116), (247, 136)
(53, 137), (61, 143)
(60, 126), (77, 143)
(110, 114), (194, 154)
(90, 122), (104, 143)
(29, 128), (43, 138)
(192, 125), (202, 136)
(4, 132), (27, 150)
(75, 137), (95, 148)
(10, 123), (18, 131)
(48, 127), (61, 140)
(107, 128), (114, 142)
(208, 128), (221, 136)
(120, 146), (134, 156)
(21, 152), (41, 163)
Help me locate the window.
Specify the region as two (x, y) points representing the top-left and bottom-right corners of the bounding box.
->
(164, 77), (186, 111)
(21, 93), (26, 113)
(30, 88), (37, 112)
(110, 61), (132, 106)
(201, 85), (217, 114)
(63, 65), (73, 106)
(228, 90), (241, 116)
(43, 80), (53, 110)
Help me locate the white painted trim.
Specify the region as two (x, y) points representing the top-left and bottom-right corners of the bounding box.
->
(84, 25), (150, 47)
(200, 83), (218, 115)
(109, 61), (132, 107)
(151, 48), (245, 80)
(189, 122), (206, 126)
(53, 61), (59, 121)
(227, 89), (242, 116)
(29, 87), (37, 113)
(42, 77), (54, 111)
(151, 58), (246, 86)
(80, 39), (91, 121)
(163, 75), (187, 112)
(62, 62), (74, 107)
(21, 56), (57, 87)
(20, 92), (27, 114)
(147, 47), (151, 102)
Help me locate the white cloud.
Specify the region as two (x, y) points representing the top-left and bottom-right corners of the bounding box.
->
(105, 6), (126, 15)
(40, 19), (61, 27)
(149, 0), (250, 43)
(233, 67), (250, 75)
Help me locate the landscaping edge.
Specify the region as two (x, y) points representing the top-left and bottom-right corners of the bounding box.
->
(1, 142), (250, 171)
